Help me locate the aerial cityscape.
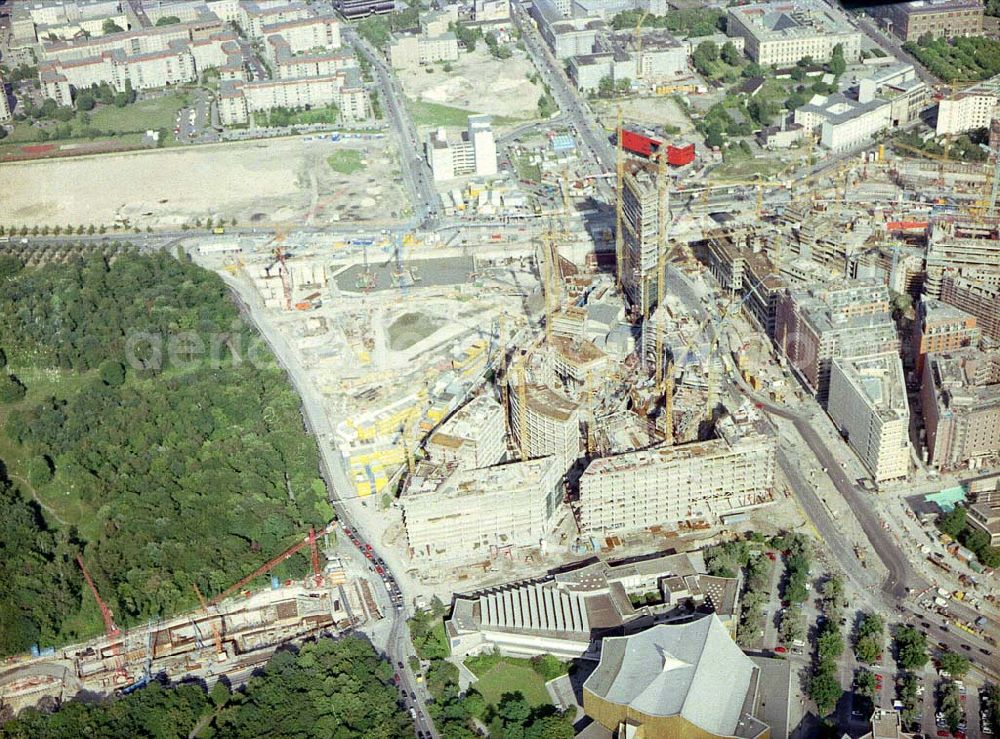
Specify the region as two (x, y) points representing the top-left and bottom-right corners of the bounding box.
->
(0, 0), (998, 736)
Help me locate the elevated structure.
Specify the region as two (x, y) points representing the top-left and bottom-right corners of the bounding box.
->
(445, 552), (740, 658)
(828, 353), (911, 484)
(400, 456), (563, 564)
(912, 298), (979, 375)
(775, 281), (900, 400)
(508, 378), (582, 477)
(426, 115), (498, 181)
(866, 0), (983, 42)
(425, 394), (507, 470)
(583, 615), (775, 739)
(921, 348), (1000, 470)
(577, 418), (776, 533)
(726, 0), (861, 66)
(619, 161), (669, 315)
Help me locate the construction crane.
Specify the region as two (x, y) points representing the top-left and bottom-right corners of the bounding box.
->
(208, 526), (325, 607)
(634, 10), (650, 79)
(401, 413), (417, 477)
(662, 359), (674, 445)
(193, 584), (227, 663)
(515, 358), (529, 460)
(615, 106), (626, 293)
(76, 554), (128, 681)
(271, 229), (293, 311)
(584, 370), (597, 456)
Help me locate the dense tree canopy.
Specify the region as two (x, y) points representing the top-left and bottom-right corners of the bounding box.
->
(0, 636), (411, 738)
(0, 252), (329, 653)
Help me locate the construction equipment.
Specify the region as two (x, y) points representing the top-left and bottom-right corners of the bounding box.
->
(402, 413), (417, 477)
(615, 106), (625, 292)
(271, 230), (292, 311)
(76, 554), (128, 681)
(662, 359), (674, 445)
(208, 526), (325, 607)
(515, 358), (529, 460)
(193, 584), (227, 663)
(634, 10), (650, 79)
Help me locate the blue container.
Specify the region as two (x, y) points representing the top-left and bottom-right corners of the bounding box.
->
(39, 647), (55, 657)
(271, 575), (280, 590)
(30, 644), (40, 658)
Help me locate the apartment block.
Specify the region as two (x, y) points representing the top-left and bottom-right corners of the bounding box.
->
(867, 0), (983, 42)
(927, 219), (1000, 274)
(726, 0), (862, 66)
(400, 456), (562, 564)
(706, 231), (786, 337)
(11, 0), (128, 44)
(509, 381), (582, 477)
(425, 114), (498, 180)
(921, 349), (1000, 470)
(425, 394), (507, 469)
(828, 354), (910, 484)
(0, 77), (12, 123)
(262, 13), (341, 54)
(940, 274), (1000, 341)
(267, 38), (355, 79)
(619, 162), (668, 315)
(775, 281), (900, 399)
(937, 92), (999, 136)
(913, 298), (979, 375)
(530, 0), (606, 60)
(389, 33), (459, 69)
(577, 421), (776, 533)
(218, 71), (368, 125)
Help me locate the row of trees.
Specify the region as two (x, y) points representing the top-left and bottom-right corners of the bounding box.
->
(903, 35), (1000, 83)
(1, 636), (413, 737)
(938, 505), (1000, 567)
(609, 8), (725, 38)
(808, 575), (847, 718)
(853, 612), (885, 665)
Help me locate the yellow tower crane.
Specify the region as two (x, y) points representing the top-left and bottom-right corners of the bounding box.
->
(662, 359), (674, 445)
(401, 413), (416, 477)
(634, 10), (650, 80)
(516, 359), (529, 460)
(615, 106), (625, 293)
(192, 584), (226, 662)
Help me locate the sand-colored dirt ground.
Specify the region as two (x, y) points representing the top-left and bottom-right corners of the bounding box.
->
(0, 135), (410, 229)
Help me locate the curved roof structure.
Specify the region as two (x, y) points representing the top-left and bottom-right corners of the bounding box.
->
(583, 615), (761, 737)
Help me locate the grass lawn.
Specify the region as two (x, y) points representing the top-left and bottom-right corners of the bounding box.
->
(327, 149), (365, 175)
(407, 98), (479, 128)
(86, 92), (189, 134)
(513, 152), (541, 182)
(710, 157), (787, 181)
(468, 660), (553, 709)
(406, 97), (526, 128)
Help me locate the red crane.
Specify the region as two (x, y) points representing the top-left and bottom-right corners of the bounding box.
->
(208, 526), (324, 607)
(76, 554), (129, 680)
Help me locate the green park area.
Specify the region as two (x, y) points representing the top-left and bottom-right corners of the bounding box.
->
(464, 653), (567, 709)
(327, 148), (366, 175)
(1, 90), (188, 152)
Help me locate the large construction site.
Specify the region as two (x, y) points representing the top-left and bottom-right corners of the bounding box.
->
(188, 114), (1000, 599)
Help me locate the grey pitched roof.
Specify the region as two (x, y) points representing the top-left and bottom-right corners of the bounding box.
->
(584, 615), (759, 736)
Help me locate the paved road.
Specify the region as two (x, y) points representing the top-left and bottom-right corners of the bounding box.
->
(223, 273), (438, 737)
(511, 2), (614, 175)
(346, 27), (441, 229)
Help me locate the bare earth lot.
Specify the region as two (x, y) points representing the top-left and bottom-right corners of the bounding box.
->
(396, 46), (542, 126)
(0, 135), (410, 229)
